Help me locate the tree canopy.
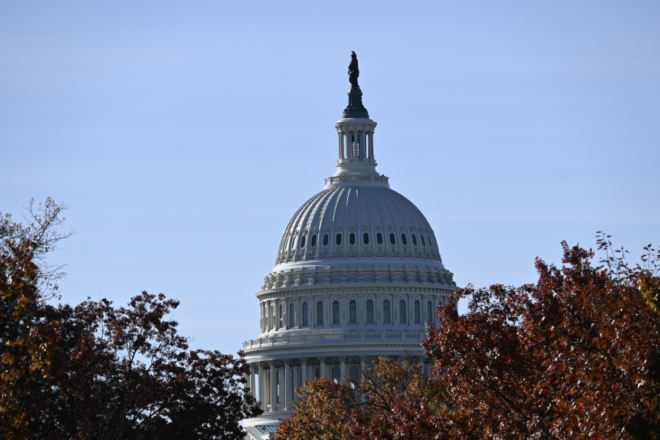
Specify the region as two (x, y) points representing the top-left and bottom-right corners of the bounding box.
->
(276, 235), (660, 439)
(0, 199), (262, 439)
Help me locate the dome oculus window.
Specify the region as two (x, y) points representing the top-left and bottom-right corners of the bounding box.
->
(349, 232), (356, 245)
(349, 300), (357, 324)
(383, 300), (391, 324)
(311, 234), (317, 247)
(317, 301), (324, 326)
(336, 233), (342, 246)
(421, 235), (426, 246)
(366, 300), (375, 324)
(363, 232), (369, 245)
(389, 232), (396, 245)
(401, 233), (408, 246)
(300, 235), (306, 248)
(302, 302), (309, 326)
(412, 234), (418, 246)
(332, 300), (340, 325)
(377, 232), (383, 245)
(323, 234), (329, 246)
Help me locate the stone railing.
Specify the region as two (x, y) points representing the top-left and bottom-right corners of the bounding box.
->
(243, 331), (426, 350)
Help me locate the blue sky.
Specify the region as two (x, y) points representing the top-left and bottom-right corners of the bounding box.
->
(1, 1), (658, 354)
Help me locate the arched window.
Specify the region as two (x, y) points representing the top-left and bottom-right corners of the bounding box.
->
(414, 300), (420, 324)
(349, 232), (356, 245)
(332, 366), (341, 383)
(366, 300), (375, 324)
(300, 235), (306, 248)
(302, 302), (309, 326)
(332, 300), (340, 325)
(377, 232), (383, 245)
(290, 303), (295, 327)
(279, 304), (283, 327)
(389, 232), (396, 245)
(412, 234), (418, 246)
(383, 300), (391, 324)
(401, 233), (408, 246)
(399, 300), (406, 324)
(363, 232), (369, 245)
(349, 300), (357, 324)
(317, 301), (324, 326)
(427, 301), (432, 323)
(336, 233), (342, 246)
(421, 235), (426, 246)
(323, 234), (329, 246)
(311, 234), (317, 247)
(349, 365), (360, 387)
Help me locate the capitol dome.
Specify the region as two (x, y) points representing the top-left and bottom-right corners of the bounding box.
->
(242, 53), (456, 437)
(276, 186), (443, 266)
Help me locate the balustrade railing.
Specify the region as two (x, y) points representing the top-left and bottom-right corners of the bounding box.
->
(243, 331), (426, 349)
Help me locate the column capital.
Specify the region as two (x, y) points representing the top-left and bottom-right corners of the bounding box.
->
(339, 356), (346, 362)
(268, 359), (275, 367)
(284, 358), (290, 366)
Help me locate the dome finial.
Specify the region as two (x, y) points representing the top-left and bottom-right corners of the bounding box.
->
(343, 51), (369, 119)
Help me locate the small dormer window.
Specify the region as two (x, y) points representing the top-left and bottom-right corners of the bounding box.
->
(300, 235), (306, 248)
(401, 233), (408, 245)
(412, 234), (418, 246)
(323, 234), (329, 246)
(311, 234), (317, 247)
(336, 233), (342, 246)
(349, 232), (356, 245)
(377, 232), (383, 245)
(363, 232), (369, 245)
(389, 232), (396, 245)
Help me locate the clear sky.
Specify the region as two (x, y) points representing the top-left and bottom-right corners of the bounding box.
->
(1, 1), (658, 355)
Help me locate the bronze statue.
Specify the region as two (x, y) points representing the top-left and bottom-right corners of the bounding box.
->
(348, 51), (359, 87)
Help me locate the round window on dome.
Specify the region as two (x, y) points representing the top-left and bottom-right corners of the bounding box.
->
(336, 233), (342, 246)
(412, 234), (418, 246)
(363, 232), (369, 245)
(401, 233), (408, 246)
(323, 234), (329, 246)
(377, 232), (383, 245)
(311, 234), (317, 247)
(389, 232), (396, 245)
(421, 235), (426, 246)
(300, 235), (306, 248)
(349, 232), (356, 245)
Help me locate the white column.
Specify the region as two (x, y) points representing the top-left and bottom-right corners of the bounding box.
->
(360, 356), (366, 375)
(258, 363), (266, 411)
(269, 361), (277, 412)
(284, 359), (292, 411)
(340, 356), (346, 383)
(338, 130), (344, 160)
(348, 132), (354, 158)
(250, 363), (257, 398)
(359, 131), (365, 158)
(319, 357), (326, 378)
(368, 131), (374, 160)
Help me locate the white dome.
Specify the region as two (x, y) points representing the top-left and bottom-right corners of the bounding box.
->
(275, 185), (442, 266)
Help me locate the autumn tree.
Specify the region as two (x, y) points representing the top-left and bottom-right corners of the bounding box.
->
(423, 235), (660, 439)
(276, 356), (454, 440)
(0, 199), (262, 439)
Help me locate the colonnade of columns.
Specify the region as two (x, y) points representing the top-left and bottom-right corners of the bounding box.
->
(246, 355), (430, 413)
(337, 129), (374, 161)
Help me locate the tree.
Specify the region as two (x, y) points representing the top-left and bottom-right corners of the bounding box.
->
(423, 235), (660, 439)
(0, 199), (262, 439)
(276, 357), (453, 440)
